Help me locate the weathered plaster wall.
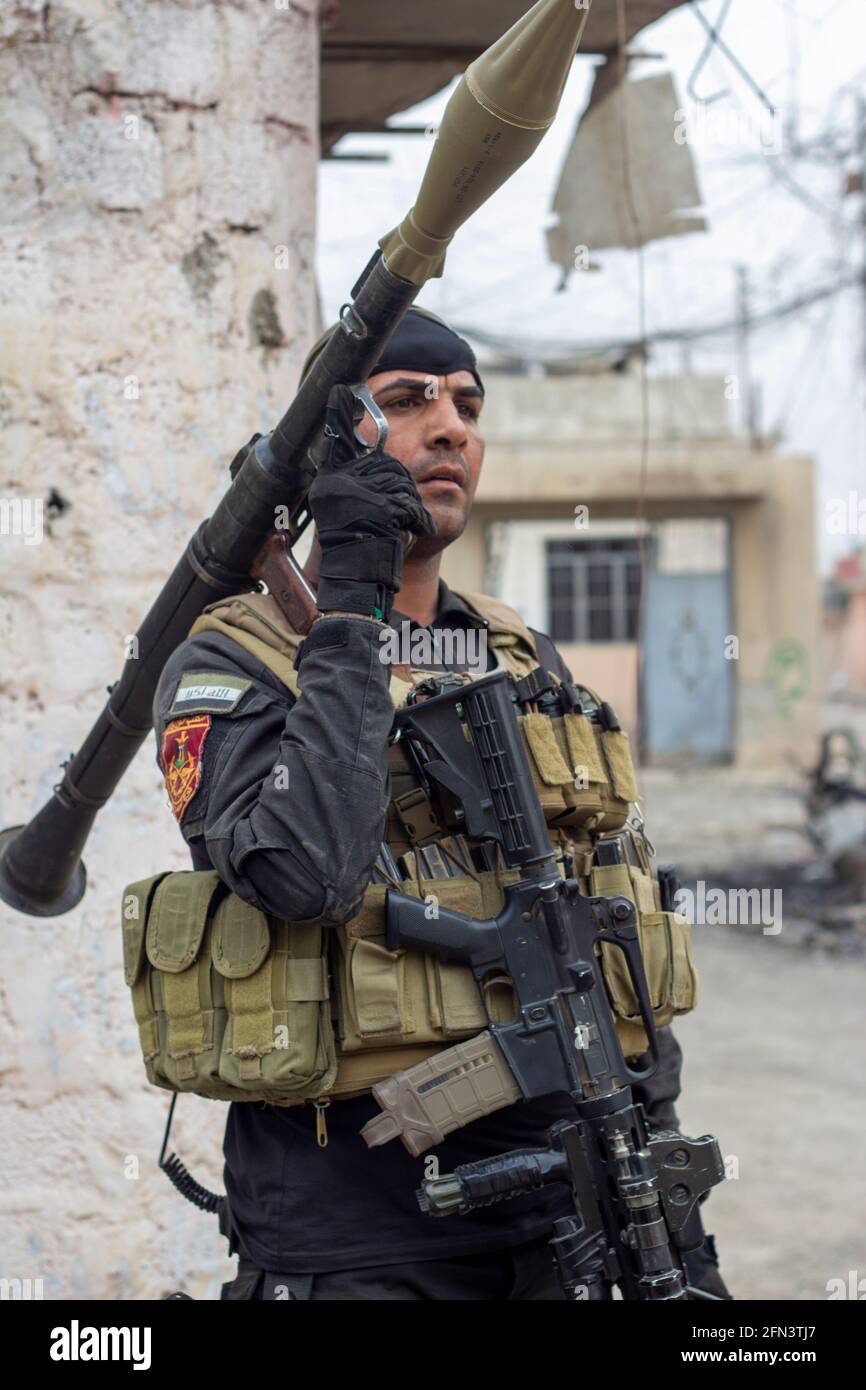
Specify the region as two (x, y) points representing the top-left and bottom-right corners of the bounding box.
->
(0, 0), (320, 1301)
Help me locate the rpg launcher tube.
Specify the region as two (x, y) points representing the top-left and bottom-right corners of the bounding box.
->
(0, 0), (594, 918)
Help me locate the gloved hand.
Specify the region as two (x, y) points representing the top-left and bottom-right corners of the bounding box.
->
(309, 384), (435, 620)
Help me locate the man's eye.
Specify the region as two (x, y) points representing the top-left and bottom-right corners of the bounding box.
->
(384, 395), (479, 418)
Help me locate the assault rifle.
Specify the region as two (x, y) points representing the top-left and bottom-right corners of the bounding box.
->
(362, 671), (725, 1302)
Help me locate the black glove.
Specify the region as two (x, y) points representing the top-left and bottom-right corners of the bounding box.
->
(309, 385), (435, 620)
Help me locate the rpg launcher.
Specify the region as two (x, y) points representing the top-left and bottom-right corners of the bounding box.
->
(0, 0), (593, 918)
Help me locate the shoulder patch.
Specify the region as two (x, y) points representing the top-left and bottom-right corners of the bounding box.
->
(161, 715), (212, 822)
(168, 671), (252, 717)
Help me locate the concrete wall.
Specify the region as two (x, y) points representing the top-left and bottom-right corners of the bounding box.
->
(824, 590), (866, 693)
(0, 0), (320, 1301)
(730, 454), (821, 767)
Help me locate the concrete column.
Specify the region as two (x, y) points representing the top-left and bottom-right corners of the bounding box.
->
(0, 0), (320, 1299)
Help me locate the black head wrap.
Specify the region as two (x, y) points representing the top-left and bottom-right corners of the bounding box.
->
(300, 307), (484, 393)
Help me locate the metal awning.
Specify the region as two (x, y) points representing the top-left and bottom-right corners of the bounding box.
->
(321, 1), (693, 151)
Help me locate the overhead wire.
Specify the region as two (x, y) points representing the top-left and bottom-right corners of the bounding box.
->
(688, 0), (776, 115)
(456, 269), (862, 367)
(765, 157), (857, 439)
(769, 292), (841, 442)
(614, 0), (652, 722)
(687, 0), (734, 105)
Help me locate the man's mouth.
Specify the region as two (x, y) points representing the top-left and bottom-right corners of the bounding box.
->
(415, 462), (466, 491)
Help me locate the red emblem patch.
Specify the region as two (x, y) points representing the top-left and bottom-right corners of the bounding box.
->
(161, 715), (212, 823)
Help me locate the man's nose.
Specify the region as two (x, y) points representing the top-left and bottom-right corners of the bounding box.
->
(424, 389), (469, 450)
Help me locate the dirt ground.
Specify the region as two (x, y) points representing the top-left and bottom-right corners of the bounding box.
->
(638, 695), (866, 1302)
(673, 928), (865, 1300)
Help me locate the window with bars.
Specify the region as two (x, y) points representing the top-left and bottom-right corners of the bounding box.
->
(546, 538), (642, 643)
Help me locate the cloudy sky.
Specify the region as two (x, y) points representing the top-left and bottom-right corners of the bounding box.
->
(318, 0), (866, 573)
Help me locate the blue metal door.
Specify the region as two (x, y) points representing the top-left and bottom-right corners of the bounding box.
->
(642, 564), (733, 763)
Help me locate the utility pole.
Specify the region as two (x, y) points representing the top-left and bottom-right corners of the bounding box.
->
(735, 264), (757, 445)
(783, 0), (801, 156)
(858, 96), (866, 387)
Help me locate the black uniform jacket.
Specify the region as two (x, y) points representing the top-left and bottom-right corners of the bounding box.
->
(154, 583), (684, 1273)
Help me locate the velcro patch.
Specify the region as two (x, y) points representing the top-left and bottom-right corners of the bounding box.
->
(168, 671), (252, 717)
(161, 715), (212, 822)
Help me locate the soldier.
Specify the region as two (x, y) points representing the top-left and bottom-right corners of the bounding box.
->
(152, 308), (728, 1301)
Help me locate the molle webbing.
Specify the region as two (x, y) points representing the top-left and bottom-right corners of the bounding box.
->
(119, 586), (659, 1108)
(564, 711), (608, 784)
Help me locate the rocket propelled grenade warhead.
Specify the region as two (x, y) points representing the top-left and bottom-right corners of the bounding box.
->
(379, 0), (593, 286)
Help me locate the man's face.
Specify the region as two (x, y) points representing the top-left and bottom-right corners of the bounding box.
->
(356, 368), (485, 553)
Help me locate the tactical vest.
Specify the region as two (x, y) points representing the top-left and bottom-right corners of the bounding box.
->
(122, 589), (698, 1113)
